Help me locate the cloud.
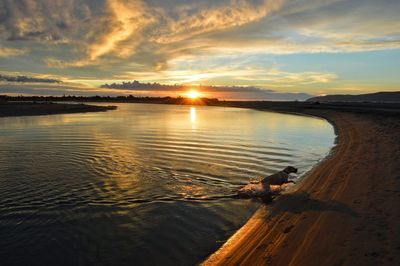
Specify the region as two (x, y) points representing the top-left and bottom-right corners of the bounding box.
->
(0, 0), (399, 97)
(0, 75), (313, 100)
(44, 57), (93, 68)
(114, 60), (337, 89)
(2, 1), (399, 52)
(0, 73), (61, 83)
(99, 80), (313, 100)
(256, 69), (337, 85)
(0, 82), (108, 96)
(0, 47), (27, 57)
(152, 0), (284, 44)
(2, 0), (399, 65)
(87, 0), (155, 61)
(1, 0), (70, 42)
(1, 0), (150, 60)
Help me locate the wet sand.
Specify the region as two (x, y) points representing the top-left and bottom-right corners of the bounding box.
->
(0, 101), (116, 117)
(204, 104), (400, 265)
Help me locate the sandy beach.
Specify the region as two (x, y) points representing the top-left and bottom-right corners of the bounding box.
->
(204, 104), (400, 265)
(0, 101), (116, 117)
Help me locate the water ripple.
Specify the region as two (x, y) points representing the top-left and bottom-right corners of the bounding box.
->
(0, 103), (334, 266)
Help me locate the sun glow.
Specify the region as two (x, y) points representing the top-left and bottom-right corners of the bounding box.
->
(186, 90), (200, 99)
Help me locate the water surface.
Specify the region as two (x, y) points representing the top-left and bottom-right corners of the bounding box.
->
(0, 103), (334, 265)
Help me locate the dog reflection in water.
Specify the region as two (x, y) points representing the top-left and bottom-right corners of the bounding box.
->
(238, 166), (298, 199)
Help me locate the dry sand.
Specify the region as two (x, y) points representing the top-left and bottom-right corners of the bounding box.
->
(204, 107), (400, 265)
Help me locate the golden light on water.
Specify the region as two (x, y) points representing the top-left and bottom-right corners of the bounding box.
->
(190, 107), (196, 123)
(186, 90), (200, 99)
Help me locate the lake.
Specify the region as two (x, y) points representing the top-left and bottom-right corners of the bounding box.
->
(0, 103), (335, 265)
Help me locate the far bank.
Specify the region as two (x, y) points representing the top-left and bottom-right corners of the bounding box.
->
(0, 101), (116, 117)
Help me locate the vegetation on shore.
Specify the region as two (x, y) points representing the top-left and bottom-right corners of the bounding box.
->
(0, 101), (116, 117)
(0, 95), (220, 105)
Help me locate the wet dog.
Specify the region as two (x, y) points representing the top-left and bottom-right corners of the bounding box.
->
(260, 166), (297, 186)
(238, 166), (297, 198)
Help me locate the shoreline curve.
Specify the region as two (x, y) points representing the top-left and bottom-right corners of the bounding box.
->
(203, 104), (400, 265)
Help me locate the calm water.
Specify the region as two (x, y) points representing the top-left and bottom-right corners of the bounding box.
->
(0, 103), (334, 265)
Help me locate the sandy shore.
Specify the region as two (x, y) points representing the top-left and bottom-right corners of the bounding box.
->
(0, 101), (116, 117)
(204, 104), (400, 265)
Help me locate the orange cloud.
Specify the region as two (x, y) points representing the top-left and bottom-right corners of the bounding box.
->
(153, 0), (285, 44)
(88, 0), (155, 60)
(0, 47), (28, 57)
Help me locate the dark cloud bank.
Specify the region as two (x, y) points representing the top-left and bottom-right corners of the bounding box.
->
(0, 74), (61, 83)
(101, 81), (312, 101)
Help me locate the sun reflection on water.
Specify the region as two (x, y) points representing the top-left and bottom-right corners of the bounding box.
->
(190, 107), (197, 129)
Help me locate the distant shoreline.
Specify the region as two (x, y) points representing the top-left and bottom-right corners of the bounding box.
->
(0, 101), (116, 117)
(203, 102), (400, 265)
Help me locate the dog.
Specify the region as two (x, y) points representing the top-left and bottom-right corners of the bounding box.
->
(260, 166), (297, 186)
(238, 166), (298, 198)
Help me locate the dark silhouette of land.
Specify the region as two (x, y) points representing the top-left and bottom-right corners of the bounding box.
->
(0, 95), (220, 105)
(214, 100), (400, 117)
(0, 101), (116, 117)
(308, 91), (400, 102)
(3, 94), (400, 119)
(0, 95), (221, 118)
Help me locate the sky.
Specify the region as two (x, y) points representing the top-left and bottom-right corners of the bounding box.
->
(0, 0), (399, 100)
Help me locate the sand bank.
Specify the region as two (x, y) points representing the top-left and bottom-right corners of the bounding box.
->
(0, 101), (116, 117)
(204, 105), (400, 265)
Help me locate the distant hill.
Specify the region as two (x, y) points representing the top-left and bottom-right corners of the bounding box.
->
(307, 91), (400, 102)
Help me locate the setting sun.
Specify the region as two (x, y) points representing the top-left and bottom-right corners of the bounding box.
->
(186, 90), (200, 99)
